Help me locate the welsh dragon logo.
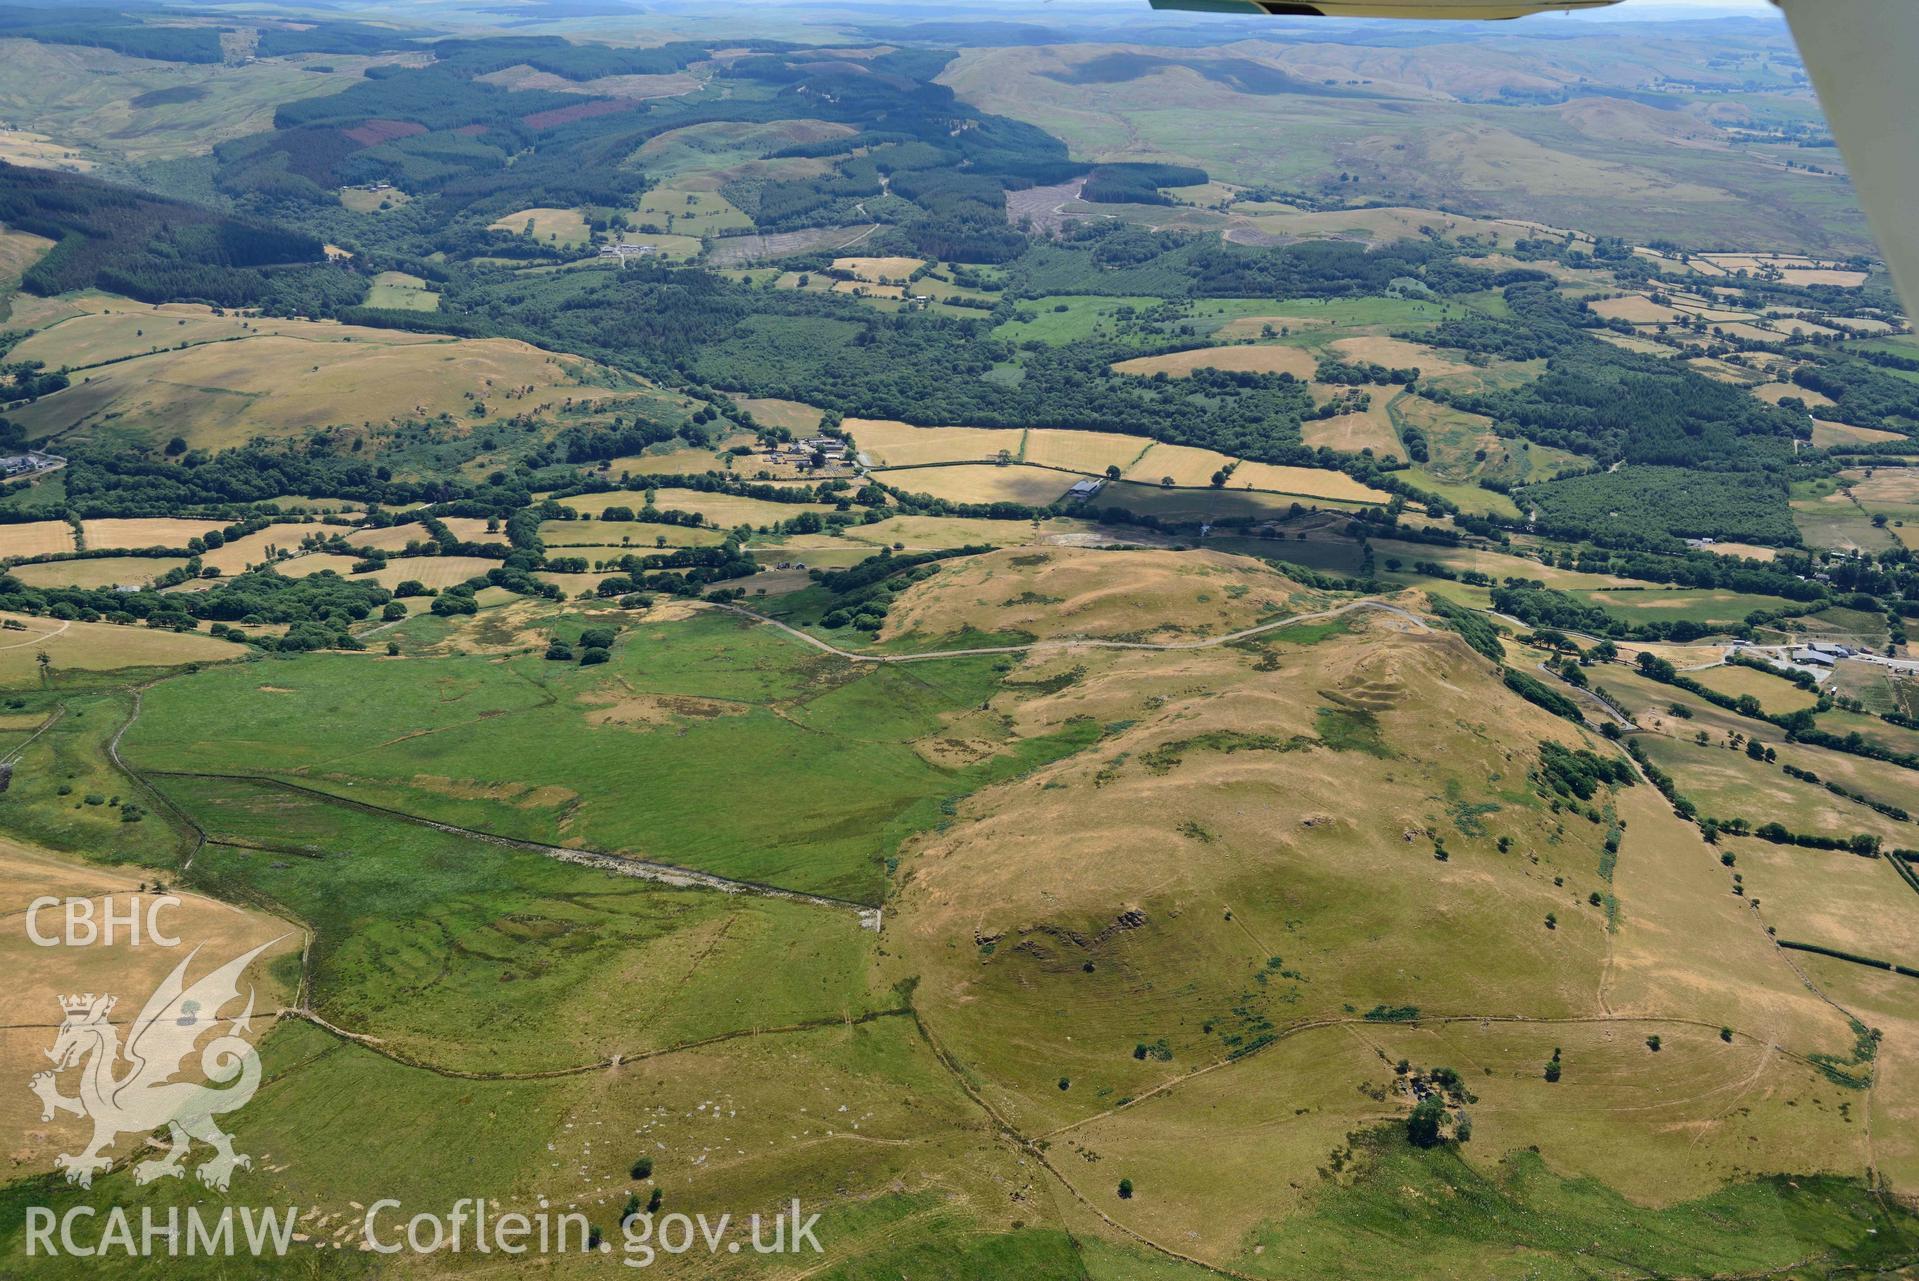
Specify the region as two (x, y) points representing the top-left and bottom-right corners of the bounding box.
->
(29, 939), (280, 1191)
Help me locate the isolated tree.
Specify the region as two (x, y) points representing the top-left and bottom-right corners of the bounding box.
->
(1406, 1096), (1447, 1148)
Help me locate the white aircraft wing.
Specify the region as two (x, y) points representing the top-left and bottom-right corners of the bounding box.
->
(1146, 0), (1919, 320)
(1775, 1), (1919, 317)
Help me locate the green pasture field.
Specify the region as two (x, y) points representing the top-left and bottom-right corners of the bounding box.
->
(1812, 705), (1919, 758)
(1400, 468), (1523, 518)
(1688, 663), (1820, 714)
(362, 270), (439, 311)
(119, 608), (1101, 903)
(633, 185), (754, 236)
(0, 1009), (1058, 1280)
(1634, 734), (1911, 846)
(0, 688), (188, 868)
(991, 295), (1164, 346)
(170, 775), (884, 1074)
(1790, 478), (1899, 553)
(1573, 587), (1798, 627)
(1392, 394), (1582, 489)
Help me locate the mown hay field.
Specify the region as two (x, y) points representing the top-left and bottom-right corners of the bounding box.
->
(82, 517), (226, 550)
(0, 521), (75, 557)
(1021, 428), (1152, 474)
(9, 556), (185, 589)
(846, 419), (1024, 467)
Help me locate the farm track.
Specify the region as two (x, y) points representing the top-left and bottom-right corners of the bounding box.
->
(711, 596), (1430, 663)
(280, 1004), (912, 1082)
(138, 768), (886, 928)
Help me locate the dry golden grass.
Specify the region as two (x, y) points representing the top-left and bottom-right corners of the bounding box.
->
(438, 517), (499, 541)
(1794, 957), (1919, 1192)
(1593, 331), (1683, 357)
(0, 224), (56, 288)
(728, 396), (823, 432)
(486, 206), (590, 247)
(845, 514), (1115, 551)
(273, 553), (360, 580)
(1112, 345), (1316, 379)
(1231, 461), (1389, 502)
(82, 518), (225, 551)
(1588, 294), (1687, 325)
(1690, 356), (1761, 385)
(0, 129), (91, 171)
(1752, 381), (1833, 407)
(831, 279), (904, 299)
(1811, 419), (1903, 450)
(1695, 541), (1778, 562)
(1563, 767), (1863, 1076)
(1699, 255), (1868, 288)
(1689, 663), (1820, 713)
(1122, 443), (1388, 502)
(1845, 468), (1919, 507)
(605, 447), (729, 476)
(535, 570), (616, 597)
(537, 521), (726, 550)
(1020, 429), (1151, 474)
(1301, 405), (1400, 456)
(1327, 336), (1469, 376)
(0, 522), (76, 558)
(0, 611), (242, 683)
(0, 839), (300, 1177)
(1367, 1020), (1865, 1200)
(886, 610), (1646, 1144)
(199, 523), (340, 574)
(9, 297), (630, 449)
(367, 558), (500, 591)
(881, 545), (1318, 645)
(880, 464), (1074, 506)
(1121, 442), (1243, 487)
(832, 255), (924, 282)
(9, 557), (185, 589)
(343, 522), (434, 553)
(845, 419), (1024, 467)
(1733, 839), (1919, 962)
(562, 486), (834, 528)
